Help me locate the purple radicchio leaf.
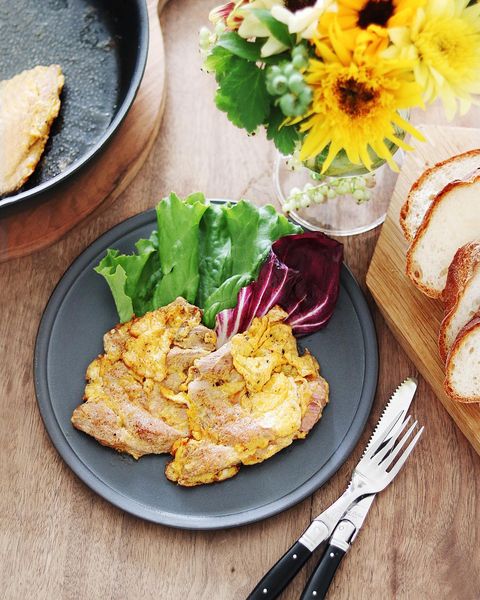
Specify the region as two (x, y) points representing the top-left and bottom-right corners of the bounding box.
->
(215, 232), (343, 345)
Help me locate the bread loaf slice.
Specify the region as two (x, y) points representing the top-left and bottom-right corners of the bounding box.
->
(444, 314), (480, 403)
(400, 149), (480, 241)
(439, 242), (480, 362)
(406, 175), (480, 298)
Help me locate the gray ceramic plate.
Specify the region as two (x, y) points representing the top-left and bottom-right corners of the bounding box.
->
(34, 205), (378, 530)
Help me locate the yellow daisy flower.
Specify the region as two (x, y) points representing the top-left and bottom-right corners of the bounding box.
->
(321, 0), (424, 55)
(295, 42), (425, 172)
(384, 0), (480, 119)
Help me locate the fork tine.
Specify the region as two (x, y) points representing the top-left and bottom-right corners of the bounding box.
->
(386, 426), (424, 481)
(380, 420), (418, 470)
(363, 411), (404, 461)
(372, 417), (412, 466)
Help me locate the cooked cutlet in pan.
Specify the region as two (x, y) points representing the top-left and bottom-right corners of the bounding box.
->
(0, 65), (64, 196)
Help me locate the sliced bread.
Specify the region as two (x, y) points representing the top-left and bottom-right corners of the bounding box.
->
(444, 314), (480, 403)
(439, 242), (480, 363)
(400, 149), (480, 242)
(406, 174), (480, 298)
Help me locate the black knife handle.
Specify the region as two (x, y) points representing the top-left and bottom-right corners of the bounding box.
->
(300, 544), (346, 600)
(247, 540), (312, 600)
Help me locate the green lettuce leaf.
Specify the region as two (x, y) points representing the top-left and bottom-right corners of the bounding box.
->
(94, 236), (162, 322)
(153, 192), (209, 306)
(196, 203), (232, 308)
(200, 202), (301, 326)
(94, 194), (301, 325)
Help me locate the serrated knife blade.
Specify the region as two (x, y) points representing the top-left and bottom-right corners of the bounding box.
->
(360, 376), (418, 460)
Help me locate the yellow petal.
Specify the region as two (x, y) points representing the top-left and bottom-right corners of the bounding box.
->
(391, 113), (426, 142)
(321, 140), (343, 173)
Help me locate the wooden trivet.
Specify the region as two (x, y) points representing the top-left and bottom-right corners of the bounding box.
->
(0, 0), (167, 262)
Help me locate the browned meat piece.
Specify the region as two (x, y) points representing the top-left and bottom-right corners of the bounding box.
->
(166, 439), (240, 485)
(162, 346), (212, 393)
(165, 307), (329, 486)
(71, 298), (217, 459)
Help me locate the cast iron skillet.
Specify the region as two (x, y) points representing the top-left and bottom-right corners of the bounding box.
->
(0, 0), (149, 209)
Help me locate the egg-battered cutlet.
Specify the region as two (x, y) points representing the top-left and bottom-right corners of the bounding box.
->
(0, 65), (64, 196)
(165, 306), (329, 486)
(71, 298), (216, 459)
(72, 300), (329, 485)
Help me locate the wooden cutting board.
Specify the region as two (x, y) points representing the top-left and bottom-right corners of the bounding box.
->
(366, 124), (480, 455)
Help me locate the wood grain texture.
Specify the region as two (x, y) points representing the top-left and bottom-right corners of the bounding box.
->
(0, 0), (166, 263)
(0, 2), (479, 599)
(366, 125), (480, 455)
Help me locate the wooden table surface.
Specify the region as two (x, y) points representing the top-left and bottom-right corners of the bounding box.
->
(1, 1), (479, 598)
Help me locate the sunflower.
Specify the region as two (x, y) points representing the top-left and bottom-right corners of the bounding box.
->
(384, 0), (480, 119)
(295, 41), (424, 171)
(321, 0), (423, 55)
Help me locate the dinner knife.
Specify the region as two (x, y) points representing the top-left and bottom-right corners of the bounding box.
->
(247, 377), (418, 600)
(300, 377), (418, 599)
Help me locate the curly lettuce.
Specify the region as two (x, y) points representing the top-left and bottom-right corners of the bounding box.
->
(94, 192), (301, 326)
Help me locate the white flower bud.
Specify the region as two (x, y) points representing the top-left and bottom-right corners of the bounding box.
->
(353, 189), (365, 201)
(300, 194), (311, 208)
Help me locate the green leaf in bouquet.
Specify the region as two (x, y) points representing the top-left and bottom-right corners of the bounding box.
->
(251, 9), (294, 48)
(261, 50), (292, 65)
(215, 90), (245, 129)
(266, 107), (300, 155)
(204, 46), (235, 82)
(216, 59), (270, 133)
(216, 31), (263, 62)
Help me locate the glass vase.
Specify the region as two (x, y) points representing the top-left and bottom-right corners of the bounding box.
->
(273, 148), (404, 237)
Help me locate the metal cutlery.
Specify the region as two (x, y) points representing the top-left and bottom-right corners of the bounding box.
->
(247, 378), (423, 600)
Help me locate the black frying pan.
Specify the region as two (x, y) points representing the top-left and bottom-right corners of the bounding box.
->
(0, 0), (148, 209)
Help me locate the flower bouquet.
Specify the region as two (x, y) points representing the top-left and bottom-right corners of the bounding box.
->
(200, 0), (480, 234)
